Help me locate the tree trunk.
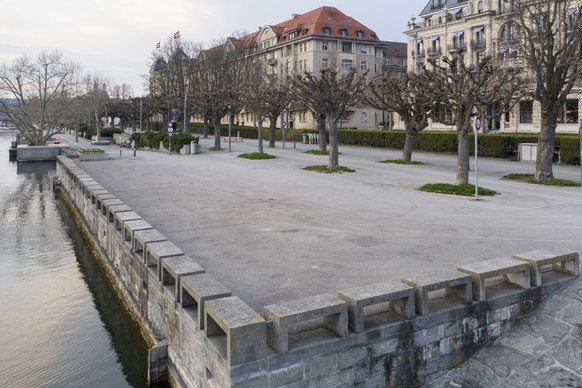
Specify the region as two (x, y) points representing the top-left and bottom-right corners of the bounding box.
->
(94, 113), (101, 142)
(456, 127), (470, 185)
(402, 127), (417, 161)
(203, 117), (209, 139)
(258, 120), (264, 154)
(317, 114), (327, 152)
(213, 117), (221, 149)
(328, 118), (339, 169)
(535, 108), (557, 181)
(268, 118), (277, 148)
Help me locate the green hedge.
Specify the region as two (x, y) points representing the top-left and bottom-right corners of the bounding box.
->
(79, 125), (122, 138)
(131, 131), (193, 153)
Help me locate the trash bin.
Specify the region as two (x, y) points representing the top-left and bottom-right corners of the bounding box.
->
(314, 134), (319, 144)
(191, 141), (200, 154)
(302, 133), (307, 144)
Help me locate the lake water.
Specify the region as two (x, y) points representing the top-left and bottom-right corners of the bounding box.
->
(0, 131), (148, 387)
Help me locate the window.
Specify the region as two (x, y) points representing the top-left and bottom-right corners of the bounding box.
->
(452, 31), (465, 49)
(559, 99), (579, 123)
(322, 41), (328, 51)
(567, 8), (578, 30)
(321, 58), (329, 69)
(360, 44), (367, 54)
(341, 42), (352, 53)
(323, 27), (331, 35)
(519, 101), (533, 123)
(341, 59), (353, 70)
(340, 29), (348, 37)
(472, 26), (485, 47)
(360, 112), (368, 123)
(500, 22), (518, 42)
(356, 30), (364, 38)
(289, 31), (297, 40)
(478, 1), (484, 13)
(360, 61), (367, 71)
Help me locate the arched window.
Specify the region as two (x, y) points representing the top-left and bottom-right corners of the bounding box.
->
(478, 1), (484, 13)
(361, 112), (368, 123)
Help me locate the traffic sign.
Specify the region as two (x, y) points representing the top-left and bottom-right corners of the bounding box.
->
(168, 132), (173, 138)
(475, 116), (481, 131)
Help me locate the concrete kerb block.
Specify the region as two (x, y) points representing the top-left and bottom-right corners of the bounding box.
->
(338, 281), (415, 333)
(107, 204), (132, 225)
(513, 248), (579, 286)
(401, 270), (472, 316)
(161, 256), (205, 302)
(263, 293), (348, 353)
(457, 257), (531, 301)
(180, 273), (231, 329)
(133, 229), (166, 260)
(144, 240), (184, 280)
(204, 296), (266, 366)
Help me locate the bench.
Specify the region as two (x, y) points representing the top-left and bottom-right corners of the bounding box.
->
(338, 281), (415, 333)
(263, 293), (348, 353)
(401, 270), (472, 316)
(223, 136), (243, 142)
(513, 248), (579, 286)
(204, 296), (266, 365)
(457, 257), (530, 301)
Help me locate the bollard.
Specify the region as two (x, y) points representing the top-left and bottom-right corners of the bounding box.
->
(133, 148), (136, 157)
(119, 145), (122, 157)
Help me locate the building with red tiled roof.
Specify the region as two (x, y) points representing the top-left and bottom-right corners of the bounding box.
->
(231, 6), (407, 130)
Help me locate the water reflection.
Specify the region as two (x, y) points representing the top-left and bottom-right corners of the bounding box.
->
(0, 132), (148, 387)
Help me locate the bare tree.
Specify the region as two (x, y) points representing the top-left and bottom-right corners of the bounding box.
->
(513, 0), (582, 180)
(188, 36), (253, 149)
(244, 59), (290, 152)
(429, 50), (525, 184)
(82, 75), (110, 141)
(366, 70), (435, 161)
(0, 51), (84, 145)
(287, 61), (368, 169)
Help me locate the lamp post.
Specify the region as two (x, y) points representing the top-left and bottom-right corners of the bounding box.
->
(280, 62), (285, 149)
(139, 97), (143, 131)
(228, 105), (232, 152)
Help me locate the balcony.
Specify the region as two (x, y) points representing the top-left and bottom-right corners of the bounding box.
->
(410, 50), (425, 57)
(448, 43), (465, 52)
(426, 47), (442, 56)
(470, 39), (486, 49)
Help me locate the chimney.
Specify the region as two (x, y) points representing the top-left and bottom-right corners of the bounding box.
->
(292, 13), (300, 19)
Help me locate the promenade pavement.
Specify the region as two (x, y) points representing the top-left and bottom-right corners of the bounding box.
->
(57, 133), (582, 386)
(56, 132), (582, 312)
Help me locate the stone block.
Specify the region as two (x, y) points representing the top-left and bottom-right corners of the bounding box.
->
(180, 273), (231, 329)
(338, 281), (415, 333)
(401, 270), (472, 316)
(161, 256), (205, 301)
(204, 296), (266, 366)
(513, 248), (579, 286)
(123, 219), (152, 246)
(457, 257), (531, 301)
(114, 210), (141, 233)
(263, 293), (348, 353)
(134, 229), (166, 259)
(144, 240), (184, 280)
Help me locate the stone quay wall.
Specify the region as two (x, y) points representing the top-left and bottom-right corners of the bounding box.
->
(55, 156), (579, 387)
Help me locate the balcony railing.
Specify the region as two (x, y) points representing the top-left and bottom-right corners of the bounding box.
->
(426, 47), (442, 55)
(470, 39), (486, 48)
(448, 43), (465, 52)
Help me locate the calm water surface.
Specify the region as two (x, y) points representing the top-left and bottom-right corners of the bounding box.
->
(0, 131), (148, 387)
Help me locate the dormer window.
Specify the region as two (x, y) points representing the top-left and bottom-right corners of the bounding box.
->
(356, 30), (364, 38)
(340, 29), (348, 37)
(323, 27), (331, 35)
(289, 31), (297, 40)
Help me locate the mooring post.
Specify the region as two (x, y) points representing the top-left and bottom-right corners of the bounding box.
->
(148, 339), (169, 386)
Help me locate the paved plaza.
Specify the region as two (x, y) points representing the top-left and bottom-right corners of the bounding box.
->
(58, 133), (582, 312)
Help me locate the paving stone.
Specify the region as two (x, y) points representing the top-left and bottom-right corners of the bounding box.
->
(522, 315), (571, 346)
(535, 367), (582, 388)
(552, 337), (582, 372)
(557, 301), (582, 326)
(496, 330), (550, 355)
(474, 344), (528, 378)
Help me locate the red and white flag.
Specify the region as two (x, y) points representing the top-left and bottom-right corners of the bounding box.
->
(173, 30), (180, 39)
(155, 42), (160, 49)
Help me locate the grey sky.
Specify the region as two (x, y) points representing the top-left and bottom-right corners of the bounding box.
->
(0, 1), (428, 96)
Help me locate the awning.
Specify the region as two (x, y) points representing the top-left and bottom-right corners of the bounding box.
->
(566, 8), (578, 16)
(534, 43), (542, 49)
(498, 47), (508, 53)
(509, 47), (520, 53)
(473, 25), (484, 33)
(451, 31), (464, 38)
(431, 35), (440, 41)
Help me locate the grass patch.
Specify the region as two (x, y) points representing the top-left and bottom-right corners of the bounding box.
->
(419, 183), (498, 196)
(502, 173), (580, 187)
(238, 152), (277, 160)
(305, 149), (329, 155)
(303, 165), (355, 174)
(208, 147), (223, 151)
(380, 159), (426, 165)
(79, 148), (105, 154)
